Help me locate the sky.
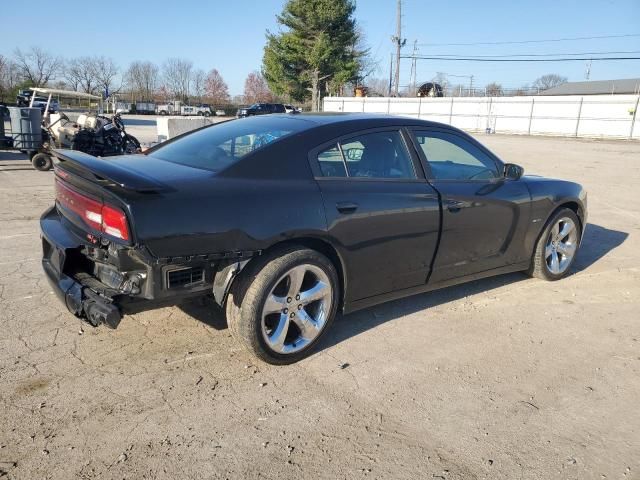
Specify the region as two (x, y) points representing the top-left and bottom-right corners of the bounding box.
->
(1, 0), (639, 96)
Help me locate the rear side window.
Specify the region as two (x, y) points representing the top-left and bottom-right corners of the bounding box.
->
(316, 131), (416, 179)
(150, 117), (306, 172)
(317, 145), (347, 177)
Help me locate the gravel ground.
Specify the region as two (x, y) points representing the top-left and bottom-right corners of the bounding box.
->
(0, 133), (639, 480)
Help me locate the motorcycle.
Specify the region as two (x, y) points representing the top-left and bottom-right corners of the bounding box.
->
(70, 113), (141, 157)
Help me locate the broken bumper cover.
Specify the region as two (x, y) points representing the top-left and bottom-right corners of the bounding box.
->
(41, 206), (123, 328)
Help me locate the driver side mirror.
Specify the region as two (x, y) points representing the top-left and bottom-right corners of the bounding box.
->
(504, 163), (524, 180)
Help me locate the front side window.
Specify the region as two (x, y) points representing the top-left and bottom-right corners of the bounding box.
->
(316, 130), (416, 179)
(413, 131), (499, 180)
(150, 116), (306, 172)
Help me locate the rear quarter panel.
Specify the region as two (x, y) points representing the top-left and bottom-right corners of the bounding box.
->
(131, 176), (327, 259)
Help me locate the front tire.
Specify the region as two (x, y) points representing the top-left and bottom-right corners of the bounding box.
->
(226, 246), (339, 364)
(528, 208), (581, 280)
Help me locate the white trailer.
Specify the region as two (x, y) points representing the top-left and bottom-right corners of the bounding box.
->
(156, 101), (212, 116)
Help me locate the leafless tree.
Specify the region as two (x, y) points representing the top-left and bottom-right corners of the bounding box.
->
(486, 82), (503, 97)
(365, 77), (389, 96)
(64, 57), (99, 94)
(163, 58), (192, 101)
(126, 61), (159, 101)
(191, 69), (206, 102)
(432, 72), (450, 95)
(13, 47), (62, 87)
(243, 71), (272, 104)
(0, 55), (20, 101)
(205, 69), (230, 104)
(514, 84), (531, 96)
(94, 56), (119, 97)
(533, 74), (568, 91)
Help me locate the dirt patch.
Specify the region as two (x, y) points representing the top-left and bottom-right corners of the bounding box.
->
(1, 135), (639, 479)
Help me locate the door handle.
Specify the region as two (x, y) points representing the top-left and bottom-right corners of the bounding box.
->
(446, 200), (472, 213)
(336, 202), (359, 214)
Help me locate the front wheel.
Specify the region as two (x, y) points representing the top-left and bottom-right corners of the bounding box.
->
(226, 246), (339, 364)
(528, 208), (581, 280)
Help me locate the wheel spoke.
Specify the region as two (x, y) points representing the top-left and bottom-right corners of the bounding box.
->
(268, 313), (291, 352)
(299, 281), (330, 305)
(287, 266), (306, 298)
(545, 244), (554, 259)
(264, 294), (286, 314)
(558, 221), (574, 241)
(292, 308), (320, 340)
(549, 251), (560, 274)
(550, 222), (560, 241)
(557, 242), (576, 257)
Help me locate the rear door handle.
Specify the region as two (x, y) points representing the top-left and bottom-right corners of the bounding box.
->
(336, 202), (359, 214)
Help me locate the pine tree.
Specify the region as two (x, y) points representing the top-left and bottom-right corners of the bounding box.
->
(262, 0), (363, 110)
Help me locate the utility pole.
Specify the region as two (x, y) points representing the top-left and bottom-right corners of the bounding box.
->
(469, 75), (474, 97)
(388, 53), (394, 97)
(391, 0), (406, 96)
(409, 40), (418, 95)
(585, 59), (592, 80)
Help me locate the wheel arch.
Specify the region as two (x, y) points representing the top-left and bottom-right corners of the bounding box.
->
(218, 237), (348, 312)
(545, 200), (586, 237)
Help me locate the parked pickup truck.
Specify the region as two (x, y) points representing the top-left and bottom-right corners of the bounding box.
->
(41, 114), (587, 364)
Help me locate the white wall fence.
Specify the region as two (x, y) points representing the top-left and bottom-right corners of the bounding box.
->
(323, 95), (640, 140)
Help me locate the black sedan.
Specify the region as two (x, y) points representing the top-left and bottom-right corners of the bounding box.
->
(41, 114), (587, 364)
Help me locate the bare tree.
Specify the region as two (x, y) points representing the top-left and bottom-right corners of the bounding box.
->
(126, 61), (159, 101)
(0, 55), (20, 101)
(533, 74), (568, 91)
(243, 71), (272, 104)
(486, 82), (503, 96)
(13, 47), (62, 87)
(431, 72), (450, 95)
(191, 69), (206, 102)
(94, 56), (119, 97)
(366, 77), (390, 97)
(204, 69), (230, 104)
(65, 57), (98, 94)
(163, 58), (192, 101)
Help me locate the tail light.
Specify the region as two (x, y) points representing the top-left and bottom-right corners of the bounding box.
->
(55, 178), (130, 241)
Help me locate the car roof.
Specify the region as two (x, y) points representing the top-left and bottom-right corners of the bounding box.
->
(255, 112), (446, 129)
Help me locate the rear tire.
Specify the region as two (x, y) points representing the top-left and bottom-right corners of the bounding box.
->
(528, 208), (581, 280)
(226, 246), (339, 364)
(32, 153), (52, 171)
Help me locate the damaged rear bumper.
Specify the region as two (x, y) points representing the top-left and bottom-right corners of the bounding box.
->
(41, 206), (123, 328)
(40, 206), (258, 328)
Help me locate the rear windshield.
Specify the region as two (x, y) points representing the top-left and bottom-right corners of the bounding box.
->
(149, 116), (307, 172)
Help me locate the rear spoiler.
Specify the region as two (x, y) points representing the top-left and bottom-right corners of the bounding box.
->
(52, 149), (167, 192)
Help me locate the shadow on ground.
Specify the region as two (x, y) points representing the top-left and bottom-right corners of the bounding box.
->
(122, 118), (157, 127)
(182, 222), (628, 349)
(0, 151), (36, 171)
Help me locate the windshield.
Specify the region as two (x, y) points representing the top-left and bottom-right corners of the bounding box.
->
(149, 116), (308, 172)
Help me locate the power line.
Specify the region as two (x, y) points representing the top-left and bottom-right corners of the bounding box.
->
(415, 33), (640, 47)
(426, 50), (640, 58)
(402, 56), (640, 62)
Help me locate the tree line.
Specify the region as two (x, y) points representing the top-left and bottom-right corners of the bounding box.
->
(0, 47), (274, 106)
(1, 0), (571, 109)
(1, 0), (367, 110)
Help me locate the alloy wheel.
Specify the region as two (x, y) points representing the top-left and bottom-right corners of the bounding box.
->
(261, 264), (333, 354)
(545, 217), (578, 275)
